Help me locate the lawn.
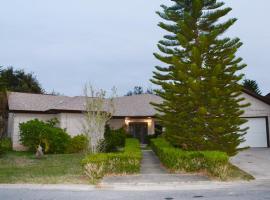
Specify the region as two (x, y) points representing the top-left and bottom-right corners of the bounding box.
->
(0, 151), (88, 184)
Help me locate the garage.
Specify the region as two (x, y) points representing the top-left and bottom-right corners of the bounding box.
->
(240, 117), (269, 148)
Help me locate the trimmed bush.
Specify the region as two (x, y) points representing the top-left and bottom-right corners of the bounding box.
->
(82, 138), (142, 183)
(151, 138), (229, 178)
(19, 118), (71, 153)
(67, 134), (89, 153)
(98, 126), (127, 152)
(45, 127), (71, 154)
(109, 128), (126, 147)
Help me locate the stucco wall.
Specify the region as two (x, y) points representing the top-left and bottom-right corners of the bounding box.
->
(108, 118), (125, 130)
(7, 113), (14, 138)
(59, 114), (126, 136)
(58, 113), (86, 137)
(9, 113), (56, 151)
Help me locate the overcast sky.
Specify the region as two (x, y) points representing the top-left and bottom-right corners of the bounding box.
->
(0, 0), (269, 96)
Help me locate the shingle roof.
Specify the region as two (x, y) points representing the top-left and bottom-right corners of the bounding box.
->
(113, 94), (162, 116)
(7, 92), (71, 112)
(243, 88), (270, 105)
(7, 92), (163, 117)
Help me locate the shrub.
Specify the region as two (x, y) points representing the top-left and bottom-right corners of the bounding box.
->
(110, 128), (126, 147)
(19, 119), (48, 152)
(45, 127), (71, 154)
(67, 134), (89, 153)
(151, 138), (229, 178)
(82, 138), (142, 183)
(99, 127), (127, 152)
(0, 138), (12, 151)
(0, 138), (12, 156)
(19, 118), (71, 153)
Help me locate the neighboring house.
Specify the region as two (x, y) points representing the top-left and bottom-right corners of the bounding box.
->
(6, 89), (270, 150)
(240, 89), (270, 148)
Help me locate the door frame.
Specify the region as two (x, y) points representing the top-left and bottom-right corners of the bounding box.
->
(128, 122), (148, 144)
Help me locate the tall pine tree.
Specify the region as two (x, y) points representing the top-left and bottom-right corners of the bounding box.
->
(151, 0), (249, 156)
(243, 79), (262, 95)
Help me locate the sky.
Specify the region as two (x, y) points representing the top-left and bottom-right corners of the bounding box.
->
(0, 0), (269, 96)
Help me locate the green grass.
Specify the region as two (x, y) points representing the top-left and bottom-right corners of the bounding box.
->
(0, 151), (88, 184)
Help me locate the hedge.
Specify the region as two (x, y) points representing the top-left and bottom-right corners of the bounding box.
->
(82, 138), (142, 183)
(151, 138), (229, 178)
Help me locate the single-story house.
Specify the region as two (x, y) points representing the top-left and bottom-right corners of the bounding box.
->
(6, 89), (270, 150)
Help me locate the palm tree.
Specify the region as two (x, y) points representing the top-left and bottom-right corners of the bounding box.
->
(243, 79), (262, 95)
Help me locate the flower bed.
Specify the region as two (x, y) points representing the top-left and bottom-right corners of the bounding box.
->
(82, 138), (142, 183)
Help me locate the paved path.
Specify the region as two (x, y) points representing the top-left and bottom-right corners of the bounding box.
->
(101, 150), (208, 185)
(140, 150), (167, 174)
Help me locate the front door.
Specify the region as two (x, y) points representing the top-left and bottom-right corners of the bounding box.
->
(128, 122), (148, 144)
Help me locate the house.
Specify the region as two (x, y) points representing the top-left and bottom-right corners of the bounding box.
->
(6, 89), (270, 150)
(7, 92), (162, 150)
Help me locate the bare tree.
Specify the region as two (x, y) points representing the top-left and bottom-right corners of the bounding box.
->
(83, 84), (116, 153)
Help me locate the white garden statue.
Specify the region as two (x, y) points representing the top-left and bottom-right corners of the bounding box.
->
(35, 145), (44, 159)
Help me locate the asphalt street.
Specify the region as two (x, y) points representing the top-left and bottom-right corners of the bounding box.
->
(1, 181), (270, 200)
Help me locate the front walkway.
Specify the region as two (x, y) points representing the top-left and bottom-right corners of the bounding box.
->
(100, 150), (208, 186)
(140, 150), (167, 174)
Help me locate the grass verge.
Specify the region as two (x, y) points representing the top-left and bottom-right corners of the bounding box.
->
(221, 163), (254, 181)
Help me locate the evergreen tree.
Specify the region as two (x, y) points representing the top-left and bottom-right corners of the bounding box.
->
(243, 79), (261, 95)
(0, 67), (4, 91)
(151, 0), (249, 156)
(126, 86), (154, 96)
(0, 66), (44, 137)
(0, 66), (44, 94)
(0, 67), (7, 137)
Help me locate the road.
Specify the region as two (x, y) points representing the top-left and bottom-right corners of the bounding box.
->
(1, 181), (270, 200)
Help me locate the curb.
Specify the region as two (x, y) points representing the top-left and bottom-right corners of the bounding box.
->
(0, 184), (96, 191)
(97, 180), (257, 191)
(0, 180), (263, 191)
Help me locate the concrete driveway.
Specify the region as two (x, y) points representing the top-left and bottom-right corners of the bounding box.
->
(231, 148), (270, 180)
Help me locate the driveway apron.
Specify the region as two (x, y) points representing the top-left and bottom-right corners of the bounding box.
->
(231, 148), (270, 180)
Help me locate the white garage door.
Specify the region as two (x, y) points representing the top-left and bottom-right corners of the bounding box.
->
(240, 117), (268, 148)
